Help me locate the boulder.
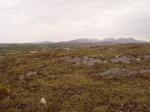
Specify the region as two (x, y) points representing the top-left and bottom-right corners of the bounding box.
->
(19, 72), (37, 81)
(100, 68), (129, 76)
(100, 68), (139, 76)
(26, 72), (37, 78)
(143, 55), (150, 61)
(111, 55), (135, 63)
(135, 58), (141, 62)
(61, 56), (104, 66)
(81, 57), (103, 66)
(19, 75), (25, 80)
(128, 71), (139, 75)
(100, 68), (150, 77)
(140, 69), (150, 74)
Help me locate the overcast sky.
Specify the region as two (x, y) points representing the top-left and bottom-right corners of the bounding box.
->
(0, 0), (150, 43)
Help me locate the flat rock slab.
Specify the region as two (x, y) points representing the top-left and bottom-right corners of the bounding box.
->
(61, 56), (105, 66)
(19, 72), (37, 81)
(111, 55), (135, 63)
(100, 68), (129, 76)
(100, 68), (150, 77)
(143, 55), (150, 61)
(140, 69), (150, 74)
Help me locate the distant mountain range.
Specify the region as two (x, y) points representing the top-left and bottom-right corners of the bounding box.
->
(38, 38), (146, 44)
(101, 38), (145, 44)
(61, 38), (100, 44)
(0, 38), (148, 50)
(0, 38), (147, 46)
(57, 38), (146, 45)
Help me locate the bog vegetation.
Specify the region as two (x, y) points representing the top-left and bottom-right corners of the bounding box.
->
(0, 43), (150, 112)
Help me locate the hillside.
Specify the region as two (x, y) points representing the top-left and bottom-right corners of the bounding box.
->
(0, 44), (150, 112)
(0, 38), (147, 54)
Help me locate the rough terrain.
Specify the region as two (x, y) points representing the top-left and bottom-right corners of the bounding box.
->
(0, 44), (150, 112)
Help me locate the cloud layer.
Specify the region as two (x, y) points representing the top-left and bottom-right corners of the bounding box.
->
(0, 0), (150, 43)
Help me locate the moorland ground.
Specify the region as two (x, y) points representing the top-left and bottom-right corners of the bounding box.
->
(0, 43), (150, 112)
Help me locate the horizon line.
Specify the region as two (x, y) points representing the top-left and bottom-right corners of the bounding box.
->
(0, 37), (149, 44)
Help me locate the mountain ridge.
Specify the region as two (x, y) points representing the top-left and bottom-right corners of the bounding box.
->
(0, 38), (147, 45)
(58, 37), (146, 44)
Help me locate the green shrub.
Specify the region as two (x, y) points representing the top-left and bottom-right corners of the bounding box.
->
(0, 83), (11, 98)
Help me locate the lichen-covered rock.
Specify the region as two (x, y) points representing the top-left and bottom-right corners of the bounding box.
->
(19, 75), (25, 80)
(100, 68), (129, 76)
(135, 58), (141, 62)
(111, 55), (135, 63)
(143, 55), (150, 61)
(128, 71), (139, 75)
(61, 56), (104, 66)
(140, 69), (150, 74)
(26, 72), (37, 78)
(19, 72), (37, 81)
(100, 68), (150, 77)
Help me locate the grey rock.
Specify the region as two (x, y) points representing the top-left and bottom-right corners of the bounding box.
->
(19, 72), (37, 80)
(140, 69), (150, 74)
(135, 58), (141, 62)
(111, 55), (135, 63)
(63, 48), (72, 51)
(0, 56), (4, 59)
(26, 72), (37, 78)
(29, 51), (38, 53)
(61, 56), (104, 66)
(143, 55), (150, 60)
(128, 71), (139, 75)
(19, 75), (25, 80)
(100, 68), (129, 76)
(100, 68), (150, 77)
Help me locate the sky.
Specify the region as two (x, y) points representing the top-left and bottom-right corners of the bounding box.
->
(0, 0), (150, 43)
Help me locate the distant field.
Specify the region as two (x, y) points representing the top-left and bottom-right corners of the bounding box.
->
(0, 43), (150, 112)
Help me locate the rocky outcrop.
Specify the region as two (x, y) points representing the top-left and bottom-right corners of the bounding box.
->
(61, 56), (106, 66)
(139, 69), (150, 74)
(19, 72), (37, 81)
(111, 55), (135, 63)
(0, 56), (4, 59)
(143, 55), (150, 61)
(100, 68), (150, 77)
(100, 68), (130, 76)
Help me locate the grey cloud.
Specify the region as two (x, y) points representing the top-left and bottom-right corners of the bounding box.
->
(0, 0), (150, 43)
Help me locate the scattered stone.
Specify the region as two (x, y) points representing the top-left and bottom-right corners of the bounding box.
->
(128, 71), (139, 75)
(61, 56), (104, 66)
(82, 56), (89, 61)
(143, 55), (150, 61)
(103, 60), (107, 63)
(139, 69), (150, 74)
(111, 55), (135, 63)
(63, 48), (72, 51)
(115, 55), (120, 58)
(26, 72), (37, 78)
(0, 56), (4, 62)
(19, 75), (25, 80)
(100, 68), (129, 76)
(100, 68), (150, 77)
(29, 51), (38, 53)
(0, 56), (4, 59)
(40, 97), (47, 108)
(16, 104), (31, 110)
(19, 72), (37, 81)
(16, 104), (27, 110)
(135, 58), (141, 62)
